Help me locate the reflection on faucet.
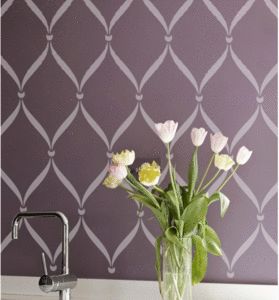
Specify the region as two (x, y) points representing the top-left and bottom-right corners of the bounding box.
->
(12, 211), (77, 300)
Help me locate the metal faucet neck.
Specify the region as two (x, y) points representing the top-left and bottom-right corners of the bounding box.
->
(12, 211), (69, 274)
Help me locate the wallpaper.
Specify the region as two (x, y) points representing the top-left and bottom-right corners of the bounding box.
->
(1, 0), (278, 284)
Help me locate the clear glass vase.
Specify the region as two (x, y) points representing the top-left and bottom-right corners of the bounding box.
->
(161, 237), (192, 300)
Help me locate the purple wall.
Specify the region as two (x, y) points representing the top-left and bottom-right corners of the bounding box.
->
(1, 0), (277, 284)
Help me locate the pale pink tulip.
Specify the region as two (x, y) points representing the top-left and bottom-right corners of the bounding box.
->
(210, 132), (228, 153)
(191, 128), (208, 147)
(155, 120), (178, 144)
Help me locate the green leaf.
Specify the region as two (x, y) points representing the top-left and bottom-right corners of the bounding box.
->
(208, 192), (230, 218)
(166, 190), (180, 219)
(219, 192), (230, 218)
(181, 197), (208, 236)
(128, 193), (167, 230)
(181, 185), (189, 208)
(155, 236), (163, 295)
(192, 235), (208, 285)
(187, 148), (198, 202)
(204, 225), (222, 256)
(165, 227), (184, 249)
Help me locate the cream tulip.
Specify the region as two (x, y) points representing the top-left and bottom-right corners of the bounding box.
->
(103, 175), (121, 189)
(112, 150), (135, 166)
(155, 120), (178, 144)
(236, 146), (253, 165)
(210, 132), (228, 153)
(191, 128), (208, 147)
(214, 154), (235, 171)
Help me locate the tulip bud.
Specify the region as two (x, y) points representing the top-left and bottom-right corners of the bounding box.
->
(191, 128), (208, 147)
(210, 132), (228, 153)
(214, 154), (235, 171)
(236, 146), (252, 165)
(112, 150), (135, 166)
(109, 165), (127, 180)
(155, 120), (178, 144)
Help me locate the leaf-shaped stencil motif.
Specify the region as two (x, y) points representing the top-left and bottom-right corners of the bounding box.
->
(50, 0), (74, 32)
(139, 104), (157, 135)
(1, 56), (21, 88)
(22, 102), (51, 147)
(171, 105), (198, 149)
(80, 44), (108, 90)
(233, 172), (260, 211)
(158, 164), (168, 185)
(261, 224), (278, 254)
(52, 103), (79, 148)
(24, 219), (53, 262)
(139, 45), (168, 91)
(220, 248), (230, 270)
(169, 0), (193, 33)
(23, 160), (51, 205)
(1, 233), (13, 253)
(260, 64), (277, 95)
(261, 183), (278, 212)
(110, 45), (139, 91)
(111, 220), (140, 265)
(1, 170), (22, 204)
(169, 46), (198, 91)
(141, 219), (156, 247)
(80, 103), (109, 148)
(229, 0), (255, 34)
(52, 160), (81, 206)
(264, 0), (278, 18)
(175, 171), (187, 186)
(231, 224), (260, 269)
(203, 0), (228, 34)
(25, 0), (49, 31)
(199, 46), (228, 93)
(82, 218), (111, 264)
(53, 218), (81, 262)
(82, 163), (109, 206)
(109, 0), (133, 32)
(200, 105), (223, 137)
(230, 106), (259, 151)
(50, 44), (79, 90)
(83, 0), (108, 33)
(110, 104), (138, 149)
(21, 44), (49, 89)
(1, 102), (21, 135)
(1, 0), (15, 17)
(260, 106), (277, 137)
(142, 0), (168, 33)
(230, 46), (259, 93)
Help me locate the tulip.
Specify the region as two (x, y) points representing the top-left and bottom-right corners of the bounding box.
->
(191, 128), (208, 147)
(155, 120), (178, 144)
(210, 132), (228, 153)
(138, 161), (161, 187)
(103, 175), (121, 189)
(109, 165), (127, 180)
(236, 146), (253, 165)
(214, 154), (235, 171)
(112, 150), (135, 166)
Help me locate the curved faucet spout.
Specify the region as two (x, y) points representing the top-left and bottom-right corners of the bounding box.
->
(12, 211), (69, 274)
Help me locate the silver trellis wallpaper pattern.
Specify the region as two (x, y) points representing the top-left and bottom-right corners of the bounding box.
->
(1, 0), (278, 284)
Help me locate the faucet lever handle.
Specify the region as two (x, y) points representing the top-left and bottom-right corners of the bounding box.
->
(41, 252), (48, 275)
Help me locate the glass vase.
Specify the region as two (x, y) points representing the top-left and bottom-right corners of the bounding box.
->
(161, 237), (192, 300)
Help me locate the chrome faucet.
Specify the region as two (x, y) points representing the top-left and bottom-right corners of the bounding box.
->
(12, 211), (77, 300)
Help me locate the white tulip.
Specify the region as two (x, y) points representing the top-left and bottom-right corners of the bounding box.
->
(236, 146), (253, 165)
(191, 128), (208, 147)
(155, 120), (178, 144)
(210, 132), (228, 153)
(214, 154), (235, 171)
(109, 165), (127, 180)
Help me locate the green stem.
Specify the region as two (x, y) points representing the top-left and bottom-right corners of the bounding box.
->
(196, 154), (215, 193)
(153, 185), (165, 194)
(217, 165), (240, 192)
(166, 143), (178, 199)
(200, 169), (221, 192)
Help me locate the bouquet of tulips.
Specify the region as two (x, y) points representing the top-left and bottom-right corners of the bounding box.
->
(103, 120), (252, 299)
